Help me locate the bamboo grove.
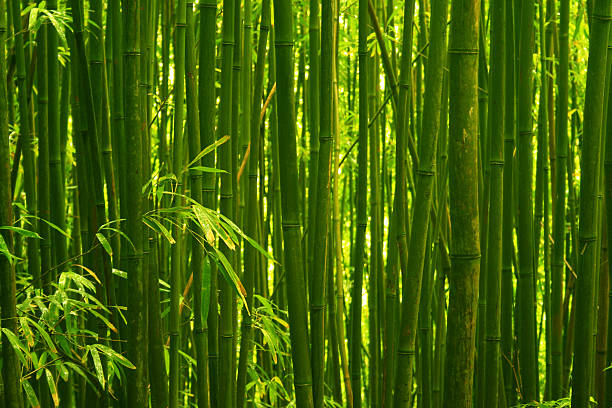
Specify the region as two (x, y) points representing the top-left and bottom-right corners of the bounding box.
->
(0, 0), (611, 406)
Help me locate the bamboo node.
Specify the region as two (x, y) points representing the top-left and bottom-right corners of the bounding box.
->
(448, 48), (479, 55)
(274, 41), (293, 47)
(449, 253), (481, 260)
(294, 382), (313, 388)
(125, 253), (144, 260)
(198, 3), (217, 9)
(398, 349), (416, 356)
(485, 336), (501, 342)
(592, 14), (612, 21)
(416, 169), (435, 176)
(282, 222), (301, 229)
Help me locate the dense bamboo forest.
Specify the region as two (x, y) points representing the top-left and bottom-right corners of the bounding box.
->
(0, 0), (611, 406)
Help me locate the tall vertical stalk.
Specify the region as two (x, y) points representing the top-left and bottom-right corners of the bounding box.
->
(501, 0), (517, 404)
(551, 0), (569, 399)
(272, 0), (315, 405)
(0, 0), (21, 403)
(217, 0), (237, 402)
(199, 0), (218, 403)
(311, 0), (334, 405)
(37, 15), (51, 291)
(572, 0), (612, 405)
(393, 0), (448, 404)
(516, 0), (539, 400)
(9, 0), (39, 287)
(121, 0), (146, 404)
(184, 3), (207, 406)
(483, 0), (505, 404)
(169, 0), (185, 406)
(351, 0), (369, 404)
(47, 0), (67, 272)
(443, 0), (481, 406)
(236, 0), (271, 405)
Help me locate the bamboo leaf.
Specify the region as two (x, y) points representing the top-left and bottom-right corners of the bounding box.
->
(192, 205), (216, 245)
(189, 166), (226, 174)
(0, 233), (21, 264)
(89, 309), (118, 333)
(94, 344), (136, 369)
(216, 211), (276, 263)
(212, 247), (249, 315)
(143, 216), (175, 244)
(0, 226), (41, 239)
(73, 264), (102, 285)
(183, 134), (230, 171)
(28, 7), (39, 31)
(96, 233), (113, 257)
(59, 362), (69, 382)
(22, 379), (40, 408)
(45, 369), (59, 406)
(40, 10), (67, 46)
(90, 346), (105, 388)
(2, 328), (30, 365)
(20, 316), (34, 347)
(23, 215), (72, 239)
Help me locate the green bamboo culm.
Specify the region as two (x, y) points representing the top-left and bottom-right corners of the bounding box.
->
(388, 0), (417, 399)
(551, 0), (569, 400)
(146, 6), (168, 403)
(393, 0), (448, 404)
(351, 0), (368, 403)
(237, 0), (253, 402)
(111, 0), (130, 348)
(515, 0), (539, 400)
(120, 0), (147, 405)
(0, 0), (22, 404)
(217, 0), (237, 401)
(69, 3), (114, 368)
(183, 2), (208, 406)
(235, 0), (271, 405)
(572, 0), (612, 405)
(501, 0), (516, 404)
(37, 9), (51, 292)
(311, 0), (334, 405)
(307, 0), (321, 284)
(272, 0), (315, 405)
(90, 0), (120, 272)
(169, 0), (186, 406)
(47, 0), (68, 274)
(199, 0), (219, 404)
(605, 19), (612, 408)
(9, 0), (39, 288)
(443, 0), (481, 406)
(483, 0), (505, 404)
